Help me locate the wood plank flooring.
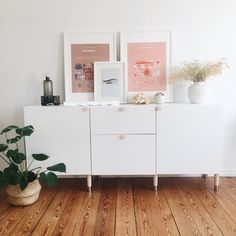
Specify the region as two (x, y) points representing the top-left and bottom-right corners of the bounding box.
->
(1, 177), (236, 235)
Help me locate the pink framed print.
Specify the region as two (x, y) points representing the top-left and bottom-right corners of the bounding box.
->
(120, 31), (171, 102)
(64, 32), (116, 102)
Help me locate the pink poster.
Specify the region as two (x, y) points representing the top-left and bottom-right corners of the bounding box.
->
(71, 44), (110, 93)
(127, 42), (166, 92)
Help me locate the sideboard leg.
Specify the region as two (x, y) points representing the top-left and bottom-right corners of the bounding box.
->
(214, 174), (220, 191)
(87, 175), (92, 192)
(153, 175), (158, 192)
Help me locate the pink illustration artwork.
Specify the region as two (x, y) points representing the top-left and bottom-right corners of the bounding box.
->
(127, 42), (166, 92)
(71, 44), (110, 93)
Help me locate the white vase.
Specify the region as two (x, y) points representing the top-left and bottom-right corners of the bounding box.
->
(173, 80), (192, 103)
(188, 82), (209, 104)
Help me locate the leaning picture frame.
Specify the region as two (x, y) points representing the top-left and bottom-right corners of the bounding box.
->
(64, 32), (116, 102)
(120, 31), (172, 102)
(94, 62), (126, 103)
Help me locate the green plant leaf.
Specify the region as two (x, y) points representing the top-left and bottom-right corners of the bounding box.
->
(7, 149), (18, 159)
(47, 172), (58, 187)
(27, 171), (37, 182)
(32, 153), (49, 161)
(19, 176), (28, 190)
(4, 166), (20, 185)
(8, 163), (18, 171)
(39, 172), (58, 187)
(0, 171), (7, 188)
(0, 144), (7, 152)
(7, 151), (26, 164)
(7, 136), (21, 144)
(39, 172), (48, 186)
(11, 153), (26, 164)
(1, 125), (19, 134)
(47, 163), (66, 173)
(4, 163), (18, 174)
(16, 125), (34, 137)
(3, 164), (19, 184)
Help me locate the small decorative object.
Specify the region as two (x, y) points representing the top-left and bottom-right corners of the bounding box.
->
(44, 76), (53, 97)
(94, 62), (126, 102)
(0, 125), (66, 206)
(53, 95), (60, 105)
(154, 92), (165, 104)
(170, 58), (228, 104)
(188, 82), (209, 104)
(41, 76), (53, 105)
(134, 92), (150, 104)
(41, 76), (60, 106)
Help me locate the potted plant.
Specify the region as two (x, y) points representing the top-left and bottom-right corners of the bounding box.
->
(170, 58), (228, 104)
(0, 125), (66, 206)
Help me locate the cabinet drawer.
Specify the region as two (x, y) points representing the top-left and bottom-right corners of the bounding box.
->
(91, 135), (155, 175)
(91, 105), (155, 134)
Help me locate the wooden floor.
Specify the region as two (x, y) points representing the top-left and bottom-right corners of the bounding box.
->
(1, 177), (236, 235)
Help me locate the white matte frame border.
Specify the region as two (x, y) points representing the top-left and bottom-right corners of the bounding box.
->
(120, 31), (172, 102)
(94, 62), (126, 103)
(64, 32), (116, 102)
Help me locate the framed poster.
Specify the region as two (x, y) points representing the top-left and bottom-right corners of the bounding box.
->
(64, 32), (116, 102)
(94, 62), (126, 102)
(120, 31), (171, 102)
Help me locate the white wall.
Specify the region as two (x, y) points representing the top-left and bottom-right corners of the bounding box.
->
(0, 0), (236, 174)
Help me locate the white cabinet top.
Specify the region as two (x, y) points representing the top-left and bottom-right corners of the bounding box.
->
(24, 103), (223, 109)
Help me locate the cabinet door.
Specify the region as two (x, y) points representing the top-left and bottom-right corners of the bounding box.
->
(92, 135), (155, 175)
(24, 106), (91, 175)
(157, 104), (223, 174)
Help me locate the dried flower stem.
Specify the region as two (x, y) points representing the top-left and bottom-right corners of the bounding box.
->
(170, 58), (228, 82)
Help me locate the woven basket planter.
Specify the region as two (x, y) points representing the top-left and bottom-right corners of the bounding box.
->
(6, 179), (41, 206)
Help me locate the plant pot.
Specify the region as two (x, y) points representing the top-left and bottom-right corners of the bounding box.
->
(6, 179), (41, 206)
(173, 80), (192, 103)
(188, 82), (209, 104)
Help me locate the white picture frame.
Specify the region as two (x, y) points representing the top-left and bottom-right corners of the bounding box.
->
(94, 62), (126, 102)
(120, 31), (172, 102)
(64, 32), (116, 102)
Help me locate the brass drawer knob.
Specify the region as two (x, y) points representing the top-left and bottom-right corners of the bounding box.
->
(82, 107), (88, 112)
(118, 107), (125, 112)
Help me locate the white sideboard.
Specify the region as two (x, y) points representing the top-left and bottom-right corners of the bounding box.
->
(24, 104), (223, 191)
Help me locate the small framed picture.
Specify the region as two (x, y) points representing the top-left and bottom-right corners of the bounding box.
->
(94, 62), (126, 102)
(120, 31), (172, 102)
(64, 32), (116, 102)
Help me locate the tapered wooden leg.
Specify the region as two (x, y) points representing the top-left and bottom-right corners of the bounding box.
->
(87, 175), (92, 192)
(153, 175), (158, 192)
(214, 174), (220, 191)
